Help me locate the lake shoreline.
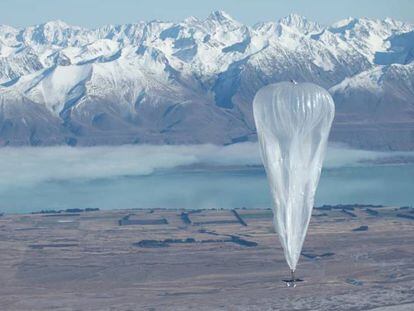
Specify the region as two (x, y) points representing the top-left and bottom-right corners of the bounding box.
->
(2, 202), (410, 217)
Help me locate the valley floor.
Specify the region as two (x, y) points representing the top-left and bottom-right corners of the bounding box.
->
(0, 205), (413, 310)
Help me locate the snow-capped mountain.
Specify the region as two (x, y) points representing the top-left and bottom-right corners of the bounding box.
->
(0, 12), (413, 149)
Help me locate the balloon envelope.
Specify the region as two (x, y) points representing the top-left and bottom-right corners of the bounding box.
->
(253, 82), (335, 271)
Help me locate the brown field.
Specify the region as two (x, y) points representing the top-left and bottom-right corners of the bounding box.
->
(0, 205), (413, 310)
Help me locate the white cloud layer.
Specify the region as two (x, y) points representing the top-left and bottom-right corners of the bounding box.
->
(0, 143), (411, 188)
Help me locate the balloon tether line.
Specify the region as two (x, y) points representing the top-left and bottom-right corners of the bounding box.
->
(290, 269), (296, 288)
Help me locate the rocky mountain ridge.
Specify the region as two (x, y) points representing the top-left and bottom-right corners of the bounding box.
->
(0, 11), (413, 149)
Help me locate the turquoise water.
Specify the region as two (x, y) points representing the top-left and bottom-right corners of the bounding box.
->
(1, 164), (412, 214)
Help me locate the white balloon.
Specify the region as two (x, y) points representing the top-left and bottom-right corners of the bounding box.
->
(253, 82), (335, 272)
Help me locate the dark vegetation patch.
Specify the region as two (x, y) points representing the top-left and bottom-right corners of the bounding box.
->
(193, 220), (239, 226)
(42, 213), (80, 217)
(352, 225), (369, 231)
(365, 208), (379, 216)
(346, 278), (364, 286)
(33, 208), (99, 216)
(191, 210), (247, 227)
(301, 252), (335, 259)
(180, 212), (191, 224)
(229, 235), (257, 247)
(134, 235), (257, 248)
(15, 227), (45, 231)
(342, 209), (357, 217)
(198, 229), (220, 236)
(316, 204), (383, 211)
(118, 214), (168, 226)
(231, 210), (247, 226)
(29, 243), (79, 249)
(396, 213), (414, 220)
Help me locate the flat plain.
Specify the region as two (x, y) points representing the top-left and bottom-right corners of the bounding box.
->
(0, 205), (413, 310)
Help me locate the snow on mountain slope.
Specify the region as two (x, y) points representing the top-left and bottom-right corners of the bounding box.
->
(25, 64), (92, 114)
(331, 63), (414, 120)
(330, 63), (414, 150)
(329, 17), (412, 62)
(0, 12), (413, 149)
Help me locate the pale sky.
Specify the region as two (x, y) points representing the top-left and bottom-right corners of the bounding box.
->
(0, 0), (413, 28)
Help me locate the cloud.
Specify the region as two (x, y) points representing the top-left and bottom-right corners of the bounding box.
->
(0, 143), (411, 189)
(322, 143), (412, 168)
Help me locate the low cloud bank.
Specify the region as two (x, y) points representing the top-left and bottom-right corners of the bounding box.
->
(0, 143), (411, 188)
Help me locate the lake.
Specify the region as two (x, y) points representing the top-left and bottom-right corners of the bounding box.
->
(0, 143), (412, 214)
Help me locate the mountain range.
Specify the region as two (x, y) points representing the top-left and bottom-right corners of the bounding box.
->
(0, 11), (413, 150)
